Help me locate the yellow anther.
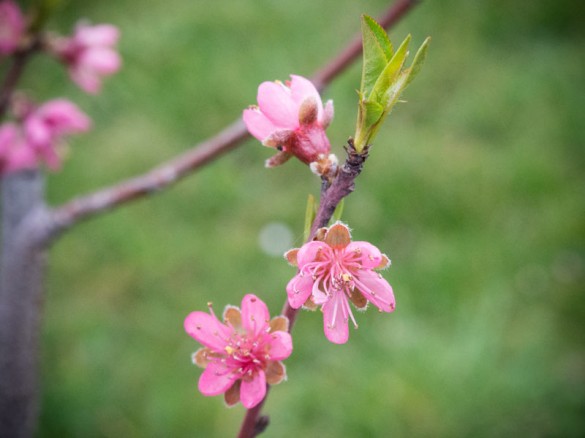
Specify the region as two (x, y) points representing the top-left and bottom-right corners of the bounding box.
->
(342, 273), (352, 282)
(225, 346), (235, 355)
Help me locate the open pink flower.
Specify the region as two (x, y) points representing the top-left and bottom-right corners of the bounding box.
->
(184, 294), (292, 409)
(285, 222), (395, 344)
(23, 99), (91, 169)
(243, 75), (334, 168)
(52, 22), (121, 94)
(0, 0), (25, 56)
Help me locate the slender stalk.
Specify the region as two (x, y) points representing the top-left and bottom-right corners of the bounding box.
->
(0, 38), (42, 120)
(237, 0), (419, 434)
(43, 119), (248, 244)
(238, 142), (370, 438)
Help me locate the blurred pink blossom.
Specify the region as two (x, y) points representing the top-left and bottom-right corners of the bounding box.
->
(285, 222), (395, 344)
(52, 22), (121, 94)
(243, 75), (334, 167)
(0, 0), (25, 55)
(184, 294), (292, 409)
(0, 99), (90, 173)
(0, 123), (36, 173)
(24, 99), (91, 169)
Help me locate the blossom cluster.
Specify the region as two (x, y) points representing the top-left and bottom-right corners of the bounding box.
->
(0, 0), (120, 173)
(0, 100), (90, 172)
(184, 76), (396, 410)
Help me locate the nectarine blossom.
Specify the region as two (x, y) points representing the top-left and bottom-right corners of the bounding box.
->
(184, 294), (292, 409)
(51, 22), (121, 94)
(285, 222), (395, 344)
(0, 0), (25, 56)
(0, 122), (35, 172)
(23, 99), (91, 169)
(243, 75), (334, 169)
(0, 99), (90, 173)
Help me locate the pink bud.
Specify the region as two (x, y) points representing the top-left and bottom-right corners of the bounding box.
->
(243, 75), (335, 167)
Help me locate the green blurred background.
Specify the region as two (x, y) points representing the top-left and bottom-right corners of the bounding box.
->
(18, 0), (585, 436)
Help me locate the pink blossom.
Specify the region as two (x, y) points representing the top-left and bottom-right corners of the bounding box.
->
(52, 22), (121, 94)
(0, 123), (36, 173)
(0, 0), (25, 55)
(23, 99), (91, 169)
(184, 294), (292, 409)
(243, 75), (334, 167)
(285, 222), (395, 344)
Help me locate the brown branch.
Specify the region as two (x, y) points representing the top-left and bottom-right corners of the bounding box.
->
(238, 142), (370, 438)
(237, 1), (420, 435)
(44, 0), (419, 246)
(43, 119), (248, 244)
(0, 37), (42, 120)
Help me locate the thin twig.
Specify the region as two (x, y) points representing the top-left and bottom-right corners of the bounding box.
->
(237, 1), (419, 435)
(238, 141), (370, 438)
(0, 38), (42, 120)
(43, 119), (248, 244)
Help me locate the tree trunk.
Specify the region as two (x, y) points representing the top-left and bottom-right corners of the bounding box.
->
(0, 170), (47, 438)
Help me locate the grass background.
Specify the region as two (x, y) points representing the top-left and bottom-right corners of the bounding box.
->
(14, 0), (585, 436)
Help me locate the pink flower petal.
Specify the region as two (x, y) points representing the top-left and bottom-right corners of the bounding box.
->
(286, 273), (314, 309)
(184, 311), (231, 351)
(267, 331), (293, 361)
(198, 361), (239, 396)
(353, 269), (395, 312)
(79, 48), (121, 75)
(0, 123), (18, 155)
(296, 240), (329, 267)
(322, 292), (349, 344)
(75, 23), (120, 47)
(240, 370), (266, 409)
(257, 81), (298, 129)
(71, 68), (101, 94)
(0, 1), (25, 55)
(241, 294), (270, 337)
(24, 117), (51, 147)
(345, 241), (383, 269)
(35, 99), (92, 133)
(289, 75), (323, 118)
(4, 146), (37, 172)
(243, 107), (279, 142)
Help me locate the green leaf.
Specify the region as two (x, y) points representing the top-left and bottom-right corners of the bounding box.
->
(369, 34), (411, 106)
(332, 199), (345, 223)
(362, 15), (393, 59)
(303, 194), (316, 241)
(360, 14), (392, 96)
(405, 37), (431, 86)
(382, 69), (410, 117)
(364, 100), (385, 127)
